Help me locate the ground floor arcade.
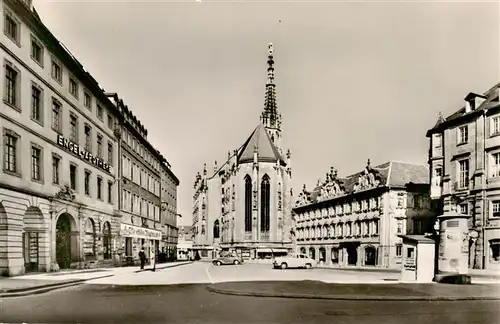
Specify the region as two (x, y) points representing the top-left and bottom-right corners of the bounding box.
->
(0, 188), (118, 276)
(296, 242), (384, 268)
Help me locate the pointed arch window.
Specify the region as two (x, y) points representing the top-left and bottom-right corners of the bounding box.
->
(244, 175), (252, 232)
(213, 219), (220, 239)
(260, 174), (270, 232)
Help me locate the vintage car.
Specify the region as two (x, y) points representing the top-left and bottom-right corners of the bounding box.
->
(212, 254), (244, 266)
(273, 254), (316, 269)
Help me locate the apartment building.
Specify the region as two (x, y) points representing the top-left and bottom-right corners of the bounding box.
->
(106, 93), (166, 264)
(0, 0), (120, 275)
(160, 160), (180, 261)
(427, 82), (500, 270)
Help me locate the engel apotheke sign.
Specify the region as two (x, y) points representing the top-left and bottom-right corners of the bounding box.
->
(57, 135), (111, 173)
(120, 223), (162, 240)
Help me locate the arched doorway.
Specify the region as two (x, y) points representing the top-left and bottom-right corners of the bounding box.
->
(56, 213), (73, 269)
(309, 247), (315, 260)
(300, 247), (306, 255)
(102, 222), (111, 260)
(365, 246), (377, 266)
(84, 218), (96, 261)
(319, 247), (326, 262)
(23, 206), (45, 272)
(0, 203), (8, 274)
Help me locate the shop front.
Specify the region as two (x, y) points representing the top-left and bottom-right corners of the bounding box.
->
(120, 223), (162, 265)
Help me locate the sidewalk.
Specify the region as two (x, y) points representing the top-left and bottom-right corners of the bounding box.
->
(208, 280), (500, 301)
(0, 261), (192, 298)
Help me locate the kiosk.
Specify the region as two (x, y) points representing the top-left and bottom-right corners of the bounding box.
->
(398, 235), (436, 282)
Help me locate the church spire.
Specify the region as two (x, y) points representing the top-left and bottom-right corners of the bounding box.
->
(261, 43), (281, 131)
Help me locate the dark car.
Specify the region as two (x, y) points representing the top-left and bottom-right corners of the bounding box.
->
(212, 254), (244, 266)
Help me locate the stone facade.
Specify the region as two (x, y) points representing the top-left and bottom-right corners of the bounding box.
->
(191, 44), (293, 259)
(294, 161), (435, 269)
(0, 0), (119, 275)
(427, 82), (500, 270)
(0, 0), (178, 275)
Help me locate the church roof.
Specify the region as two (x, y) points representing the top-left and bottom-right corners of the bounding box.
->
(238, 123), (285, 165)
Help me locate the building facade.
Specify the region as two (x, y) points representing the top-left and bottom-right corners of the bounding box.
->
(293, 161), (435, 269)
(426, 82), (500, 270)
(177, 225), (193, 260)
(160, 160), (180, 261)
(0, 0), (121, 275)
(191, 43), (293, 260)
(106, 93), (167, 265)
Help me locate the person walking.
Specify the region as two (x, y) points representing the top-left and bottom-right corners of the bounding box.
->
(150, 248), (156, 271)
(139, 247), (146, 270)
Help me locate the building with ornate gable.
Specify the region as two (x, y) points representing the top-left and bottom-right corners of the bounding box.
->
(191, 43), (293, 260)
(293, 160), (436, 269)
(426, 82), (500, 270)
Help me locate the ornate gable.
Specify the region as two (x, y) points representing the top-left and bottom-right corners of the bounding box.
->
(353, 159), (382, 193)
(317, 167), (345, 202)
(295, 184), (312, 207)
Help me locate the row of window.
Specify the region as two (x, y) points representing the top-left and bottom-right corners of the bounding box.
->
(3, 60), (115, 166)
(3, 129), (113, 203)
(295, 197), (380, 222)
(431, 116), (500, 158)
(121, 155), (160, 196)
(121, 189), (160, 222)
(122, 127), (161, 173)
(433, 153), (500, 190)
(4, 7), (116, 133)
(296, 220), (379, 240)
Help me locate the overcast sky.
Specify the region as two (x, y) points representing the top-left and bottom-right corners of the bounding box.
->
(32, 0), (498, 226)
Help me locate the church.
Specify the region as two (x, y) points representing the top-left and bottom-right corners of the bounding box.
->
(191, 44), (294, 260)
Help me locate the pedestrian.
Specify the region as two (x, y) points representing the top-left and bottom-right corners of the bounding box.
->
(150, 248), (156, 271)
(139, 247), (146, 270)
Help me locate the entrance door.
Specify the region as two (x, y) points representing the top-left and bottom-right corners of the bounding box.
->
(56, 214), (72, 269)
(346, 245), (358, 265)
(365, 246), (376, 266)
(23, 232), (39, 272)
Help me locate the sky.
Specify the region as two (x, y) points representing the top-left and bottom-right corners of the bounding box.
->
(32, 0), (499, 226)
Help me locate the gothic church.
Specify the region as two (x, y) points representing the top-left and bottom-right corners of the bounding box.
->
(191, 44), (293, 259)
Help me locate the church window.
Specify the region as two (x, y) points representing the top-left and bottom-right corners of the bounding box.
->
(260, 174), (270, 232)
(245, 175), (252, 232)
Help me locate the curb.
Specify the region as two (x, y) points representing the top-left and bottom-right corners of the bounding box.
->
(206, 286), (500, 301)
(133, 261), (194, 273)
(0, 274), (114, 298)
(157, 261), (194, 271)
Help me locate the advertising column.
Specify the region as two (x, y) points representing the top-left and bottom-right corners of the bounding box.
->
(437, 212), (470, 275)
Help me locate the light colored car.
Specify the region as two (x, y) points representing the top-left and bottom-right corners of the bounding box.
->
(212, 254), (244, 266)
(273, 254), (316, 269)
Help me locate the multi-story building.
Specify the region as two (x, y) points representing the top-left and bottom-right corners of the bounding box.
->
(177, 225), (193, 260)
(426, 82), (500, 270)
(160, 159), (180, 261)
(293, 161), (434, 269)
(105, 93), (167, 264)
(192, 43), (293, 260)
(0, 0), (121, 275)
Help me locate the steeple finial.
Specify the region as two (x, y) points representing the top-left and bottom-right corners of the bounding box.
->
(260, 42), (280, 130)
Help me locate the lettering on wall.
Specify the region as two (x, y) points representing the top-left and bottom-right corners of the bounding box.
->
(57, 134), (111, 173)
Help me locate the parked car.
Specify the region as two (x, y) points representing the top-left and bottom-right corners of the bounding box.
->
(273, 254), (315, 269)
(212, 254), (244, 266)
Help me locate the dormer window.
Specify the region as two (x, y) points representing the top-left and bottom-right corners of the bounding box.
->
(464, 92), (487, 112)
